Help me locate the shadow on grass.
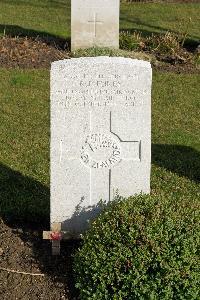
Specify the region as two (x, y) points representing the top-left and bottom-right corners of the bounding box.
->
(0, 24), (71, 50)
(0, 0), (69, 9)
(0, 163), (78, 299)
(152, 144), (200, 183)
(0, 163), (49, 228)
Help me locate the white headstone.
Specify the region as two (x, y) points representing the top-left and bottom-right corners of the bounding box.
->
(51, 57), (152, 235)
(71, 0), (119, 50)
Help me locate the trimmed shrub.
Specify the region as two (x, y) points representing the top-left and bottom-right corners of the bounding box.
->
(73, 194), (200, 300)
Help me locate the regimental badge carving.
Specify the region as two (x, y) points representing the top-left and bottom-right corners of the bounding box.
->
(81, 133), (121, 169)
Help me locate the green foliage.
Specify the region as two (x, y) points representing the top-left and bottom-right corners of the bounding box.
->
(119, 31), (195, 63)
(119, 31), (143, 51)
(71, 47), (153, 62)
(145, 32), (180, 55)
(72, 47), (119, 57)
(73, 194), (200, 299)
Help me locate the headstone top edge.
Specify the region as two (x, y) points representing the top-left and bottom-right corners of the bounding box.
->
(51, 57), (151, 70)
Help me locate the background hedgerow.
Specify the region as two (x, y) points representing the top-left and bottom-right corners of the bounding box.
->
(73, 194), (200, 300)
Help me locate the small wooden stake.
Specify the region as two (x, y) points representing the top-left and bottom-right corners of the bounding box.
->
(51, 222), (61, 232)
(43, 222), (62, 255)
(52, 240), (61, 255)
(43, 222), (82, 255)
(51, 222), (61, 255)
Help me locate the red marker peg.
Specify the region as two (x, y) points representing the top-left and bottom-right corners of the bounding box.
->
(50, 232), (62, 240)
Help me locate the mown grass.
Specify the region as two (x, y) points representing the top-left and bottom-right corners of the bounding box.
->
(0, 0), (71, 39)
(0, 0), (199, 44)
(0, 70), (50, 224)
(120, 3), (200, 43)
(0, 69), (199, 225)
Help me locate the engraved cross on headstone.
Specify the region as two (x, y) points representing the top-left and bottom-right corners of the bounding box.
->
(80, 111), (141, 204)
(88, 13), (103, 37)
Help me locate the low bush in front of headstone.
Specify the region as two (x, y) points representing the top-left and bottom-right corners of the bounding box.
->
(73, 194), (199, 299)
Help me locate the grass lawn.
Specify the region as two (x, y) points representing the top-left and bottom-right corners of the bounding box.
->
(0, 69), (199, 225)
(0, 70), (50, 224)
(0, 0), (199, 43)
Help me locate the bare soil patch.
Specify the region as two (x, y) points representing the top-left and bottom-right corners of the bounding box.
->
(153, 60), (200, 73)
(0, 218), (79, 300)
(0, 36), (70, 69)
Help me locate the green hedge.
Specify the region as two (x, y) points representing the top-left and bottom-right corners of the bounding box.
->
(73, 194), (200, 299)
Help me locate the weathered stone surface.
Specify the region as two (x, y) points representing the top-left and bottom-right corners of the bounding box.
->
(51, 57), (152, 235)
(71, 0), (119, 50)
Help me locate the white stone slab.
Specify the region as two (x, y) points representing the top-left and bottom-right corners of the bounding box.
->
(71, 0), (119, 50)
(51, 57), (152, 235)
